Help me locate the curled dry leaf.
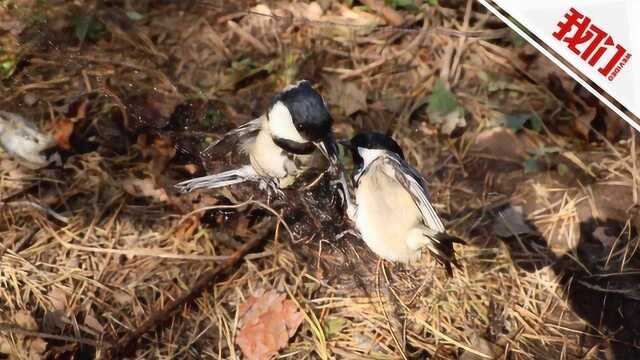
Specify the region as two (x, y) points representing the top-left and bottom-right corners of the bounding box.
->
(53, 97), (91, 150)
(53, 119), (74, 150)
(470, 127), (527, 161)
(571, 106), (597, 141)
(49, 287), (68, 311)
(121, 177), (168, 202)
(236, 290), (304, 360)
(84, 310), (104, 333)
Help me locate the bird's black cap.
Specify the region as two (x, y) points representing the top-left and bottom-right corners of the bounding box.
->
(345, 132), (405, 168)
(273, 80), (333, 142)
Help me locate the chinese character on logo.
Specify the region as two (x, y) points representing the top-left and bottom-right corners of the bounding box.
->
(552, 8), (631, 81)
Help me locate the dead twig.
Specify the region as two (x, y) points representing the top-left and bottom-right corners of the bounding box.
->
(0, 200), (69, 223)
(106, 222), (273, 359)
(246, 9), (510, 39)
(0, 322), (104, 347)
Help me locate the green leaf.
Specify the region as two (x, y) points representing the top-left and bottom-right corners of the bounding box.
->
(74, 15), (91, 42)
(503, 114), (527, 132)
(557, 163), (569, 175)
(427, 0), (438, 5)
(510, 31), (526, 47)
(529, 114), (543, 132)
(126, 11), (144, 21)
(523, 158), (539, 173)
(426, 81), (466, 135)
(203, 108), (223, 129)
(427, 80), (460, 116)
(323, 317), (347, 338)
(503, 113), (543, 133)
(0, 58), (16, 79)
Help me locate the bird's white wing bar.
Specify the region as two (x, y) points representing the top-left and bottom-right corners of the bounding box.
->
(384, 152), (445, 233)
(174, 165), (259, 193)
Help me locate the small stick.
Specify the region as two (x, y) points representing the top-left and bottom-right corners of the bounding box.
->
(0, 322), (104, 347)
(0, 200), (69, 223)
(106, 224), (272, 359)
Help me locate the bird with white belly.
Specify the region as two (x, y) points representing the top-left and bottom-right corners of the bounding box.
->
(341, 132), (464, 276)
(175, 80), (340, 195)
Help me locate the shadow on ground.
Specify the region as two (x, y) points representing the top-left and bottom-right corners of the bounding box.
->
(494, 207), (640, 359)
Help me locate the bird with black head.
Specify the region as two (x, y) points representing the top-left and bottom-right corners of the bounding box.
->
(340, 132), (465, 276)
(176, 80), (340, 196)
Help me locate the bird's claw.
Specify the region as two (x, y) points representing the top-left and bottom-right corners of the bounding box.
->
(259, 177), (285, 202)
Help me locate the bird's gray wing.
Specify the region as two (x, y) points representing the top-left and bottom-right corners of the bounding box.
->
(383, 152), (445, 233)
(201, 116), (263, 161)
(384, 152), (465, 277)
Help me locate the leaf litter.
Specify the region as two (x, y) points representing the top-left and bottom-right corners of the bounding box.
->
(0, 0), (639, 359)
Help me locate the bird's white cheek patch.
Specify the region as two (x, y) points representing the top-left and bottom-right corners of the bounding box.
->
(357, 148), (386, 168)
(268, 101), (306, 143)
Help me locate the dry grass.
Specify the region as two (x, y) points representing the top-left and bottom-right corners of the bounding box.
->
(1, 0), (639, 359)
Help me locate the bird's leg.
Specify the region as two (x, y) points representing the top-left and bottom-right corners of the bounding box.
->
(258, 177), (285, 202)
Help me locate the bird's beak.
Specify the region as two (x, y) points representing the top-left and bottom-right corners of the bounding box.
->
(338, 139), (352, 150)
(314, 134), (339, 167)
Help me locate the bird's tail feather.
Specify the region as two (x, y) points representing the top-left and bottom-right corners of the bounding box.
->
(423, 232), (466, 277)
(174, 165), (258, 193)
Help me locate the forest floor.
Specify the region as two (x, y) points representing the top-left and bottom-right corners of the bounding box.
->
(1, 0), (639, 359)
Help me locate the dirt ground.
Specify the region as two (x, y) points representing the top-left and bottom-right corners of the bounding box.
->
(1, 0), (640, 359)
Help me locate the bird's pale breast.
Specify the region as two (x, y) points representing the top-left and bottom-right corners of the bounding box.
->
(247, 122), (315, 187)
(355, 161), (423, 262)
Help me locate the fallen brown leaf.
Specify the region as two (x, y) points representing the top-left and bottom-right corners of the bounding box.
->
(572, 106), (597, 141)
(470, 127), (527, 160)
(53, 119), (74, 150)
(236, 290), (304, 360)
(49, 287), (68, 311)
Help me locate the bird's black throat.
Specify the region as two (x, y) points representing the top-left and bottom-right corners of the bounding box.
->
(273, 137), (316, 155)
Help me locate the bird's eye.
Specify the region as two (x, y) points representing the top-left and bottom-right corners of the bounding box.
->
(296, 123), (304, 130)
